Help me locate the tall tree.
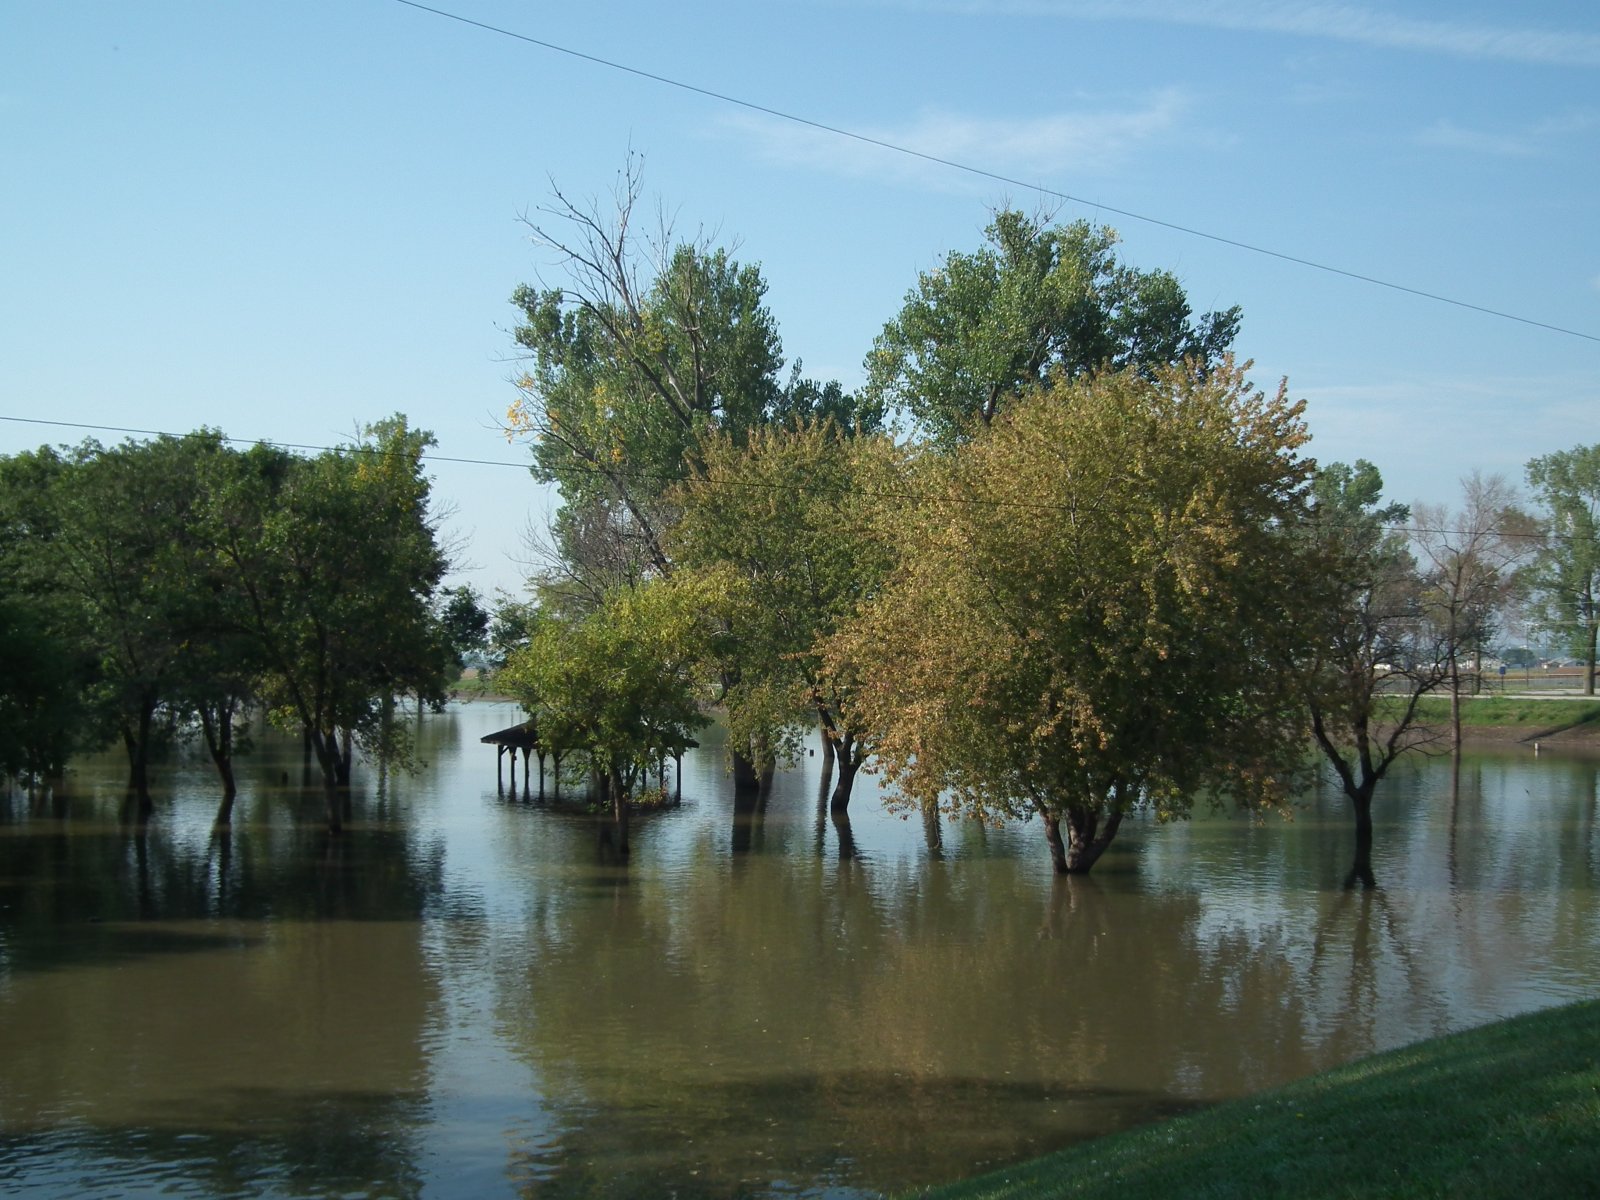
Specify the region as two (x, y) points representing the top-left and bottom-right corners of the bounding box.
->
(832, 359), (1311, 874)
(1525, 445), (1600, 695)
(1299, 461), (1447, 888)
(215, 419), (453, 829)
(506, 160), (785, 583)
(1412, 473), (1535, 748)
(863, 210), (1240, 447)
(0, 448), (100, 787)
(670, 419), (904, 808)
(44, 433), (237, 813)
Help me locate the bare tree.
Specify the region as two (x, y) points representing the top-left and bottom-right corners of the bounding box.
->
(1412, 472), (1536, 750)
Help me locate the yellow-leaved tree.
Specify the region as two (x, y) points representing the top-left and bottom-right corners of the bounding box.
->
(831, 358), (1314, 874)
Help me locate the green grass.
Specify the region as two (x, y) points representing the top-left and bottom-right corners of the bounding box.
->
(1374, 694), (1600, 732)
(905, 999), (1600, 1200)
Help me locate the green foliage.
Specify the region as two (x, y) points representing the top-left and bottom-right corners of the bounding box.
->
(833, 359), (1312, 871)
(241, 416), (453, 785)
(506, 167), (865, 606)
(499, 576), (715, 801)
(670, 419), (905, 777)
(0, 448), (103, 781)
(1525, 444), (1600, 691)
(437, 585), (490, 668)
(508, 190), (786, 582)
(0, 418), (456, 802)
(864, 210), (1240, 447)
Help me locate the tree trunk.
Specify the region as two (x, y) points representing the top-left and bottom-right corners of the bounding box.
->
(1045, 807), (1124, 874)
(1345, 788), (1376, 889)
(198, 700), (238, 808)
(305, 725), (345, 834)
(1586, 621), (1598, 697)
(731, 748), (774, 793)
(922, 801), (944, 859)
(1448, 655), (1463, 752)
(829, 733), (863, 813)
(1043, 813), (1068, 873)
(335, 728), (353, 787)
(611, 769), (630, 858)
(121, 695), (157, 819)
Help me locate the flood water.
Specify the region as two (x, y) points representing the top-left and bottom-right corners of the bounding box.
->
(2, 701), (1598, 1198)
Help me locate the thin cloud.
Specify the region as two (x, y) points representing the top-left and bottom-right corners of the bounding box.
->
(1416, 110), (1599, 158)
(719, 91), (1186, 187)
(1416, 120), (1540, 158)
(874, 1), (1600, 68)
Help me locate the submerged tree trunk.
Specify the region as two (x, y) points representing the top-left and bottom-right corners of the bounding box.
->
(121, 694), (158, 819)
(829, 731), (865, 813)
(1044, 806), (1124, 874)
(305, 725), (345, 834)
(731, 748), (774, 794)
(611, 769), (630, 858)
(1346, 788), (1377, 889)
(197, 700), (238, 812)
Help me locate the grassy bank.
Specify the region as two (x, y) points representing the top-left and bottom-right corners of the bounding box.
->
(1375, 694), (1600, 734)
(906, 999), (1600, 1199)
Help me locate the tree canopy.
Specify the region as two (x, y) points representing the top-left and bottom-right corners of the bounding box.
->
(0, 421), (459, 826)
(669, 418), (904, 805)
(1525, 444), (1600, 695)
(831, 358), (1312, 873)
(862, 210), (1240, 447)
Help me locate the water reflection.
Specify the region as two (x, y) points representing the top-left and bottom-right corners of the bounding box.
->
(2, 704), (1599, 1198)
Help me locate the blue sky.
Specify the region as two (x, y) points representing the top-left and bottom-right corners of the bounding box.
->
(3, 0), (1596, 596)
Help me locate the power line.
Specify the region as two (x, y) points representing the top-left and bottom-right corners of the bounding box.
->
(387, 0), (1599, 346)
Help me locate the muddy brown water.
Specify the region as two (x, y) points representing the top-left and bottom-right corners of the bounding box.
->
(2, 702), (1597, 1197)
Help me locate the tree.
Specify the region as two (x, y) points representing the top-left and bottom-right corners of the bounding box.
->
(0, 448), (101, 787)
(1524, 445), (1600, 695)
(506, 161), (785, 583)
(499, 577), (714, 855)
(437, 585), (490, 670)
(832, 359), (1312, 874)
(1412, 473), (1535, 748)
(43, 433), (241, 814)
(214, 419), (453, 829)
(670, 419), (904, 808)
(863, 210), (1240, 448)
(508, 162), (882, 603)
(1299, 460), (1448, 888)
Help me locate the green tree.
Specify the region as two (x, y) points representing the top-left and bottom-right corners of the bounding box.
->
(43, 433), (241, 813)
(670, 420), (904, 807)
(1299, 460), (1447, 888)
(0, 448), (100, 787)
(1525, 445), (1600, 695)
(438, 585), (489, 670)
(499, 577), (714, 855)
(507, 163), (785, 583)
(215, 419), (452, 829)
(863, 210), (1240, 448)
(832, 359), (1311, 874)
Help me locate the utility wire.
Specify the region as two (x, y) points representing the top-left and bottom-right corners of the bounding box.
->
(387, 0), (1599, 346)
(0, 413), (1575, 544)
